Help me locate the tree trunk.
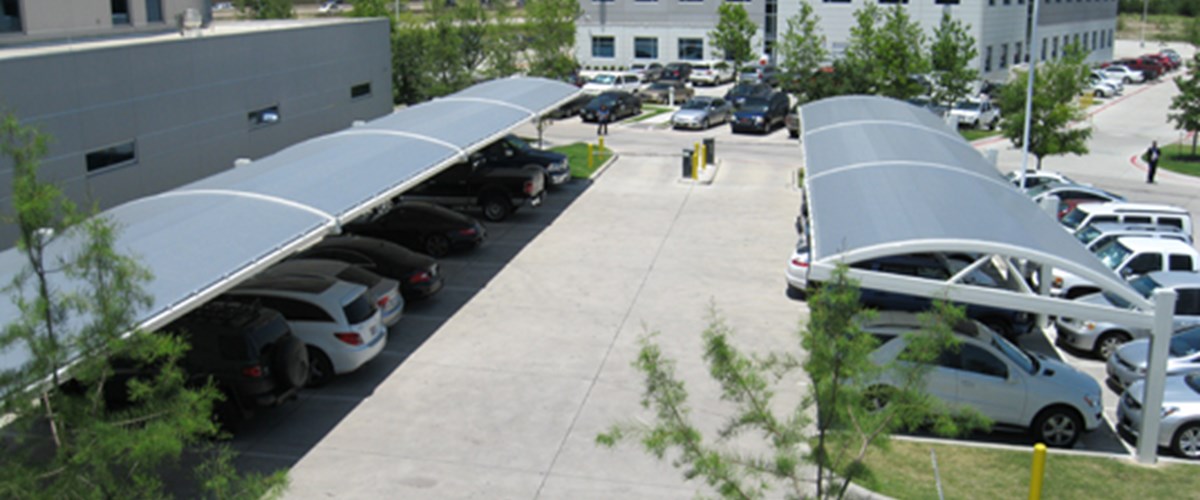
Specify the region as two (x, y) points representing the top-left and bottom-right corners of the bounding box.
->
(1192, 131), (1197, 156)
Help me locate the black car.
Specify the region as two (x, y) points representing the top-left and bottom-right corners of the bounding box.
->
(580, 91), (642, 123)
(729, 92), (789, 134)
(723, 82), (773, 109)
(661, 62), (692, 82)
(479, 135), (571, 187)
(344, 201), (486, 258)
(545, 94), (593, 119)
(294, 235), (444, 300)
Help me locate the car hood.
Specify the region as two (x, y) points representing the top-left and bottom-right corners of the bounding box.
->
(1127, 375), (1200, 406)
(1115, 339), (1152, 369)
(673, 109), (710, 120)
(519, 148), (567, 165)
(733, 109), (768, 118)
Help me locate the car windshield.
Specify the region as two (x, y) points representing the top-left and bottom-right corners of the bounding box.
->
(740, 98), (769, 111)
(1076, 225), (1103, 246)
(954, 100), (981, 111)
(1061, 207), (1088, 229)
(1186, 373), (1200, 394)
(992, 335), (1038, 374)
(592, 95), (618, 105)
(590, 74), (616, 84)
(1025, 182), (1062, 197)
(649, 82), (673, 90)
(505, 135), (530, 151)
(730, 84), (759, 95)
(681, 100), (711, 110)
(1093, 239), (1133, 269)
(1169, 327), (1200, 357)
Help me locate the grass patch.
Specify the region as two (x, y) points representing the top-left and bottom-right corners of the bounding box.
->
(551, 142), (614, 179)
(1117, 13), (1198, 44)
(860, 439), (1200, 499)
(626, 105), (672, 123)
(960, 129), (1001, 141)
(1157, 142), (1200, 176)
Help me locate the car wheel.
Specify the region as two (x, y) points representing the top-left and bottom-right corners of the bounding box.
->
(789, 129), (799, 139)
(481, 194), (512, 222)
(306, 347), (335, 387)
(1032, 406), (1083, 448)
(972, 119), (982, 130)
(213, 386), (245, 434)
(1094, 331), (1132, 360)
(1172, 423), (1200, 459)
(1094, 89), (1104, 98)
(424, 233), (452, 257)
(701, 118), (709, 130)
(1123, 76), (1132, 84)
(988, 118), (998, 130)
(274, 335), (310, 389)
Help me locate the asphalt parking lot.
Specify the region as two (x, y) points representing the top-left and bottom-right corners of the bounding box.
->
(227, 40), (1200, 498)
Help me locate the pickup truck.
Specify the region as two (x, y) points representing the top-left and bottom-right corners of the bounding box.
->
(478, 135), (571, 187)
(400, 155), (545, 222)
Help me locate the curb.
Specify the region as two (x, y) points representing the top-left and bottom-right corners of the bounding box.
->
(677, 158), (721, 186)
(588, 152), (620, 180)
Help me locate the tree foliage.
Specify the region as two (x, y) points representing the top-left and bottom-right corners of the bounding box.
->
(929, 12), (979, 110)
(1169, 53), (1200, 155)
(0, 114), (286, 499)
(597, 266), (986, 499)
(842, 4), (929, 99)
(997, 44), (1093, 170)
(426, 0), (472, 96)
(709, 4), (758, 68)
(776, 0), (828, 100)
(524, 0), (582, 80)
(234, 0), (294, 19)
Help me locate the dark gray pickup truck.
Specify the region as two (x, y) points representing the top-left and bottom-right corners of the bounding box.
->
(399, 155), (545, 222)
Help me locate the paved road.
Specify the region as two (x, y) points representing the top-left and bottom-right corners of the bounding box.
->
(231, 39), (1200, 497)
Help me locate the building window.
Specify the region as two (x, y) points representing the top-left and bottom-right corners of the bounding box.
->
(1051, 36), (1058, 59)
(1108, 29), (1113, 47)
(988, 0), (995, 5)
(935, 0), (961, 3)
(999, 44), (1008, 68)
(984, 46), (992, 72)
(1003, 0), (1010, 4)
(111, 0), (130, 25)
(823, 0), (851, 3)
(678, 38), (704, 60)
(0, 0), (21, 33)
(1073, 33), (1080, 49)
(1015, 42), (1023, 65)
(878, 0), (909, 3)
(634, 37), (658, 59)
(86, 141), (137, 173)
(591, 36), (615, 58)
(1092, 30), (1098, 49)
(146, 0), (163, 22)
(1041, 37), (1047, 61)
(249, 105), (281, 127)
(351, 83), (372, 99)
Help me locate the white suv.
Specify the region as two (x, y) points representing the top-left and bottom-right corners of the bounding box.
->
(864, 312), (1103, 448)
(949, 97), (1000, 130)
(688, 60), (734, 86)
(226, 275), (387, 385)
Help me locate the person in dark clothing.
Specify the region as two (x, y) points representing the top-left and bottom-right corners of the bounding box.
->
(1146, 140), (1161, 183)
(597, 104), (610, 136)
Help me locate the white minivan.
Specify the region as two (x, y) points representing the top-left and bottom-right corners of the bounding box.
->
(1061, 202), (1193, 238)
(582, 72), (642, 95)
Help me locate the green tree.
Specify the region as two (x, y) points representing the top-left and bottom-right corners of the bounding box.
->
(597, 266), (985, 499)
(524, 0), (582, 80)
(235, 0), (294, 19)
(484, 0), (523, 79)
(708, 4), (758, 68)
(393, 14), (435, 105)
(0, 114), (286, 498)
(776, 0), (828, 99)
(929, 12), (979, 110)
(1169, 52), (1200, 155)
(455, 0), (491, 79)
(842, 4), (929, 99)
(997, 44), (1093, 170)
(426, 0), (471, 96)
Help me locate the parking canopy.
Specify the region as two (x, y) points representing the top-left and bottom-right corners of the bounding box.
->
(799, 95), (1151, 324)
(0, 77), (579, 376)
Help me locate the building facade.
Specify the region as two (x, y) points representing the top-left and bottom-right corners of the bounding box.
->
(576, 0), (1118, 83)
(1, 0), (212, 44)
(0, 17), (393, 248)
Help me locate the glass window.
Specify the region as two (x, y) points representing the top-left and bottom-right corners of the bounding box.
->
(1094, 240), (1133, 270)
(634, 37), (658, 59)
(678, 38), (704, 60)
(86, 141), (137, 172)
(146, 0), (163, 22)
(959, 344), (1008, 379)
(1041, 37), (1047, 61)
(1015, 42), (1023, 65)
(1123, 253), (1162, 276)
(342, 294), (377, 325)
(999, 44), (1008, 68)
(592, 36), (615, 58)
(111, 0), (130, 25)
(1170, 254), (1194, 271)
(258, 297), (333, 322)
(1177, 289), (1200, 316)
(351, 83), (372, 99)
(0, 0), (21, 33)
(1052, 36), (1059, 59)
(248, 105), (281, 126)
(984, 46), (992, 72)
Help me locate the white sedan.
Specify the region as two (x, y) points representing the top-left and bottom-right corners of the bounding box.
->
(1102, 64), (1145, 84)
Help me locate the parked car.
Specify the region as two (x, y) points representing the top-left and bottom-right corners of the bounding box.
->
(263, 259), (406, 327)
(724, 82), (773, 109)
(581, 72), (642, 95)
(1061, 202), (1193, 238)
(344, 201), (485, 258)
(1101, 63), (1147, 84)
(1087, 77), (1119, 98)
(318, 0), (346, 13)
(864, 312), (1103, 448)
(399, 153), (545, 222)
(1024, 182), (1124, 216)
(661, 62), (693, 81)
(1118, 372), (1200, 458)
(1090, 70), (1126, 93)
(479, 134), (571, 188)
(785, 105), (800, 139)
(635, 80), (694, 104)
(545, 94), (593, 119)
(688, 60), (734, 86)
(580, 91), (642, 123)
(785, 237), (812, 297)
(1006, 170), (1083, 190)
(295, 235), (444, 301)
(906, 96), (949, 119)
(1051, 236), (1200, 299)
(156, 300), (309, 428)
(730, 92), (789, 134)
(1107, 325), (1200, 392)
(1056, 271), (1200, 359)
(738, 64), (779, 87)
(630, 62), (665, 82)
(670, 96), (732, 130)
(1074, 221), (1191, 252)
(1144, 52), (1178, 71)
(949, 97), (1000, 130)
(224, 274), (386, 386)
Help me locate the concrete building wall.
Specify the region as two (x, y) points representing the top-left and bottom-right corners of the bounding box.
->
(5, 0), (209, 42)
(0, 19), (393, 247)
(576, 0), (768, 67)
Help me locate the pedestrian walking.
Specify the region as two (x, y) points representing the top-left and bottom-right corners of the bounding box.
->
(1146, 140), (1161, 183)
(597, 104), (610, 136)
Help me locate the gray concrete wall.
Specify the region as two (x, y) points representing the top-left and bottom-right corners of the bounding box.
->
(0, 19), (393, 248)
(6, 0), (208, 41)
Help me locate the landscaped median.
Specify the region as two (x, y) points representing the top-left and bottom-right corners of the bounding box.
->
(860, 439), (1200, 499)
(1154, 142), (1200, 176)
(550, 142), (614, 179)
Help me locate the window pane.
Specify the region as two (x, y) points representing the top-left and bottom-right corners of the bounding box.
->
(592, 36), (615, 58)
(146, 0), (163, 22)
(351, 82), (372, 99)
(2, 0), (22, 32)
(86, 141), (137, 172)
(634, 37), (658, 59)
(112, 0), (130, 25)
(678, 38), (703, 60)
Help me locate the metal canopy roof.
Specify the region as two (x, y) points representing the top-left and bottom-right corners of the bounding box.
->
(799, 95), (1153, 325)
(0, 77), (579, 375)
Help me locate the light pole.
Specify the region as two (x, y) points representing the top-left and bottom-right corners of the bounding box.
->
(1140, 0), (1148, 48)
(1018, 0), (1042, 187)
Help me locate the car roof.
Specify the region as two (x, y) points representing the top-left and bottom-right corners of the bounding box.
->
(1144, 271), (1200, 289)
(1075, 201), (1189, 215)
(267, 259), (352, 278)
(1113, 236), (1199, 253)
(1085, 221), (1186, 234)
(859, 311), (989, 341)
(233, 274), (368, 305)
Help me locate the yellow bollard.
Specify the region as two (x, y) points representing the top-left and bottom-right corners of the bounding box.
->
(698, 143), (707, 169)
(587, 143), (595, 171)
(692, 143), (700, 180)
(1028, 443), (1047, 500)
(598, 135), (605, 152)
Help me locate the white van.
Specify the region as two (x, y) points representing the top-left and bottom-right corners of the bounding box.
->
(1060, 202), (1193, 238)
(581, 72), (642, 95)
(1052, 236), (1200, 299)
(688, 60), (734, 86)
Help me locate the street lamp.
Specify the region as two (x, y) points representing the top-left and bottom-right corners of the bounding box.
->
(1018, 0), (1042, 187)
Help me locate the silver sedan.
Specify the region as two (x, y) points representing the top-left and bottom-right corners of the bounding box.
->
(1108, 326), (1200, 392)
(1118, 372), (1200, 458)
(670, 96), (733, 130)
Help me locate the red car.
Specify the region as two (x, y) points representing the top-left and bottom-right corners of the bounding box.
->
(1145, 53), (1177, 71)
